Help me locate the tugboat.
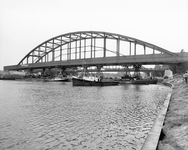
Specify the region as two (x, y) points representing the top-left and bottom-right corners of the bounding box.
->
(72, 76), (119, 86)
(72, 66), (119, 86)
(119, 65), (158, 84)
(119, 76), (158, 84)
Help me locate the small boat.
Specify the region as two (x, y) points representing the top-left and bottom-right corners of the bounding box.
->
(0, 77), (15, 80)
(44, 75), (69, 82)
(118, 74), (158, 84)
(72, 76), (119, 86)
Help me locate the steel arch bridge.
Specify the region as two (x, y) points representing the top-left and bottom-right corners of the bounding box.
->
(19, 31), (175, 65)
(5, 31), (188, 71)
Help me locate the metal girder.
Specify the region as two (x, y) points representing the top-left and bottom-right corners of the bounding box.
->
(18, 31), (176, 65)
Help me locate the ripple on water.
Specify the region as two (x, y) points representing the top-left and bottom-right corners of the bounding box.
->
(0, 81), (170, 150)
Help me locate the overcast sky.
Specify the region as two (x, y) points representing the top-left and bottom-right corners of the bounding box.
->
(0, 0), (188, 70)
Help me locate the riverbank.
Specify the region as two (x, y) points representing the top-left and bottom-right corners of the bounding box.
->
(158, 77), (188, 150)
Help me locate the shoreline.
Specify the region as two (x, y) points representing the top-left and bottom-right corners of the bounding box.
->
(158, 77), (188, 150)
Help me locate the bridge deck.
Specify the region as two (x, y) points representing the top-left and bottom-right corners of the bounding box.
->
(4, 52), (188, 71)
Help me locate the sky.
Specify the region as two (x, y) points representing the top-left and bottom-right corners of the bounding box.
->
(0, 0), (188, 70)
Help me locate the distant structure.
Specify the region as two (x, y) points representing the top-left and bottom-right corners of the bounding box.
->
(164, 69), (173, 79)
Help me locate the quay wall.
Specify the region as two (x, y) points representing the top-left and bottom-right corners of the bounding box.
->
(157, 78), (188, 150)
(141, 79), (173, 150)
(142, 76), (188, 150)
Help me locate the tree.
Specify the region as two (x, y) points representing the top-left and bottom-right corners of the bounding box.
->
(168, 64), (185, 74)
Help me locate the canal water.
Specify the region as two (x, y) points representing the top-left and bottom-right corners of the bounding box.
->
(0, 80), (170, 150)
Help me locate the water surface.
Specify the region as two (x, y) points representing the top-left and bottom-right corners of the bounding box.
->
(0, 81), (170, 150)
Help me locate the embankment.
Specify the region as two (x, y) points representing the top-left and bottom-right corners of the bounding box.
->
(158, 77), (188, 150)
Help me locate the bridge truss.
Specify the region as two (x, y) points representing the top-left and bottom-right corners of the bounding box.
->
(19, 31), (176, 67)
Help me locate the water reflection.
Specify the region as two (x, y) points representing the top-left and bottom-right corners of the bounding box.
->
(0, 81), (170, 150)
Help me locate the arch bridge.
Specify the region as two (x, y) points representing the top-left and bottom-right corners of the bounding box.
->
(4, 31), (188, 71)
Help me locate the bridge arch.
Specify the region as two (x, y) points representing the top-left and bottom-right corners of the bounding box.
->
(19, 31), (176, 66)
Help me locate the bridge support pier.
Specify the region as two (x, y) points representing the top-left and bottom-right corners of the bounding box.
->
(145, 72), (150, 78)
(25, 68), (34, 77)
(97, 65), (103, 71)
(96, 65), (103, 80)
(122, 65), (131, 77)
(133, 64), (142, 78)
(43, 68), (54, 77)
(41, 68), (45, 77)
(59, 67), (67, 75)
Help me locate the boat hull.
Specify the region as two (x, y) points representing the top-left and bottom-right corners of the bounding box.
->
(0, 77), (15, 80)
(72, 77), (119, 86)
(44, 78), (69, 82)
(119, 79), (158, 84)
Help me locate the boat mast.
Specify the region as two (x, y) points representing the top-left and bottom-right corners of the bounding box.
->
(81, 60), (87, 77)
